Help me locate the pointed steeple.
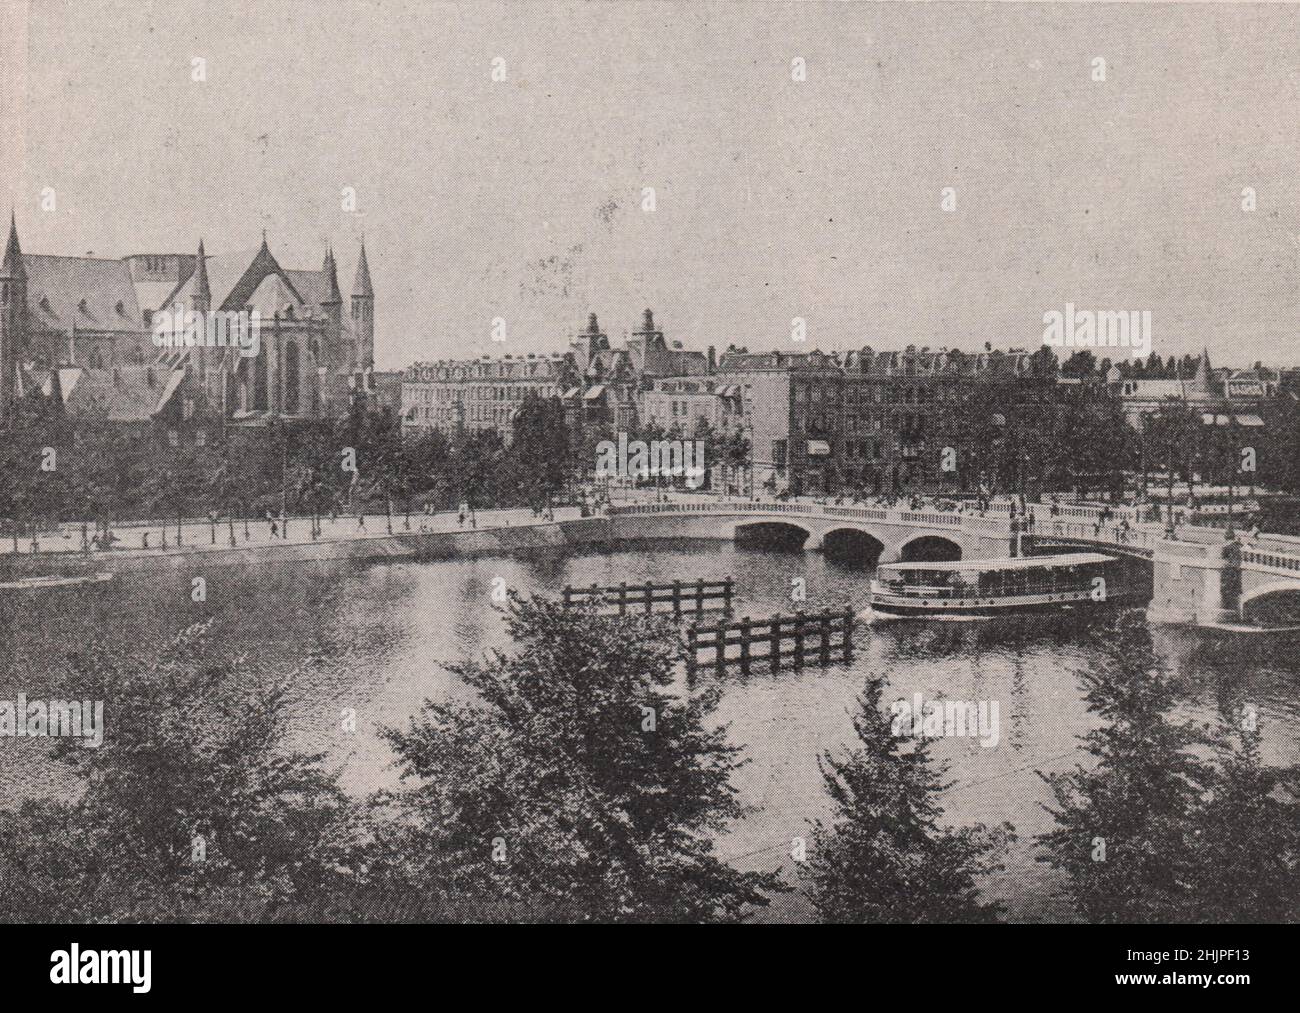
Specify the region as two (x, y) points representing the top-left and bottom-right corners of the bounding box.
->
(1, 211), (24, 279)
(351, 240), (373, 298)
(192, 239), (211, 308)
(323, 246), (342, 304)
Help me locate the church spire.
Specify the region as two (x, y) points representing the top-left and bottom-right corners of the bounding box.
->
(324, 246), (342, 304)
(1, 211), (24, 280)
(351, 240), (373, 298)
(192, 239), (211, 308)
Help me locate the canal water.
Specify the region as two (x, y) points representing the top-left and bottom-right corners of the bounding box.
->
(2, 539), (1298, 922)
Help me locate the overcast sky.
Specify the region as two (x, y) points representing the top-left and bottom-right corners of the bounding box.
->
(3, 1), (1300, 370)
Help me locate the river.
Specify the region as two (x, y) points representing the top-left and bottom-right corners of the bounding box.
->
(2, 538), (1298, 922)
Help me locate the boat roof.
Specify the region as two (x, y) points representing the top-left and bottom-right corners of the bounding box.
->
(879, 552), (1115, 573)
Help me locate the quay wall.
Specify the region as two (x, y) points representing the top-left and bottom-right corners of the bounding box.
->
(0, 518), (617, 579)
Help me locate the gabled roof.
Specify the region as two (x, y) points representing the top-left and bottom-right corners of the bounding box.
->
(54, 366), (186, 422)
(22, 255), (145, 332)
(286, 269), (332, 308)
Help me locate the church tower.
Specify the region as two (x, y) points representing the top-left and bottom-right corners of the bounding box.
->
(1, 212), (27, 426)
(350, 240), (373, 371)
(321, 246), (343, 366)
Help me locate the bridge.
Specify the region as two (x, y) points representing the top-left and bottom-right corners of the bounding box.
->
(608, 498), (1011, 565)
(608, 497), (1300, 631)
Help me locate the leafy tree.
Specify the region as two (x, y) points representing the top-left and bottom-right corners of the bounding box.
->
(801, 673), (1012, 923)
(1038, 613), (1300, 922)
(371, 594), (781, 922)
(0, 623), (365, 922)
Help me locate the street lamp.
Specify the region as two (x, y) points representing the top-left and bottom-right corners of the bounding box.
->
(1225, 414), (1237, 540)
(1165, 418), (1176, 539)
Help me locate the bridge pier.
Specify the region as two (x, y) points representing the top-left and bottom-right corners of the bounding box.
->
(1147, 537), (1241, 628)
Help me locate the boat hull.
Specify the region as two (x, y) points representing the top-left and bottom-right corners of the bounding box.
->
(865, 589), (1132, 621)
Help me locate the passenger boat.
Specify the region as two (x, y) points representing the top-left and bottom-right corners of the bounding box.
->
(866, 552), (1127, 620)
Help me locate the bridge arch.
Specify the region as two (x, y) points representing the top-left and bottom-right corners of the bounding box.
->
(822, 527), (886, 569)
(734, 521), (812, 553)
(899, 533), (963, 563)
(1239, 582), (1300, 626)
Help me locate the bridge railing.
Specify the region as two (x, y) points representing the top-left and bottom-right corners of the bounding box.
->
(1241, 546), (1300, 576)
(608, 499), (974, 529)
(1035, 518), (1157, 554)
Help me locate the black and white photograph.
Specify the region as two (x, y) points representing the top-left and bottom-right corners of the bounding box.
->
(0, 0), (1294, 988)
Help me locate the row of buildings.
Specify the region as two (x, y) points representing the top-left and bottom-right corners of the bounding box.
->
(0, 214), (391, 452)
(400, 310), (1300, 496)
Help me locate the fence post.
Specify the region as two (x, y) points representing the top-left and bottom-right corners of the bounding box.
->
(793, 610), (805, 668)
(563, 586), (572, 606)
(644, 579), (654, 615)
(618, 582), (627, 615)
(770, 614), (781, 673)
(819, 611), (831, 665)
(842, 608), (855, 661)
(724, 575), (734, 612)
(672, 579), (682, 616)
(739, 617), (751, 675)
(695, 577), (705, 614)
(715, 622), (726, 675)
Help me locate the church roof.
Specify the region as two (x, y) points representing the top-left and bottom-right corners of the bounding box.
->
(284, 269), (333, 309)
(54, 365), (185, 422)
(22, 255), (145, 332)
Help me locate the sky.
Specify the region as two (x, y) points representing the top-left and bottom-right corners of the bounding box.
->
(2, 0), (1300, 371)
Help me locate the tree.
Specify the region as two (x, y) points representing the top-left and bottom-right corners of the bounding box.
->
(0, 623), (365, 922)
(503, 395), (571, 507)
(1060, 350), (1098, 379)
(801, 673), (1012, 923)
(1038, 613), (1300, 922)
(371, 594), (782, 922)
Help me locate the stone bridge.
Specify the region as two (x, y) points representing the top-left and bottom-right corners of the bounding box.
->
(1148, 529), (1300, 628)
(607, 499), (1016, 565)
(609, 497), (1300, 630)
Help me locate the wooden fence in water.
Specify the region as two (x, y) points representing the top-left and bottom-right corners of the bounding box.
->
(686, 609), (855, 676)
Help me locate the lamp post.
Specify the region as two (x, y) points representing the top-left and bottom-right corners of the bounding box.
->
(1225, 414), (1237, 541)
(1165, 418), (1176, 539)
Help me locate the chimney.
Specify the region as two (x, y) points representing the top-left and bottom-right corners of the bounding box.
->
(707, 345), (716, 372)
